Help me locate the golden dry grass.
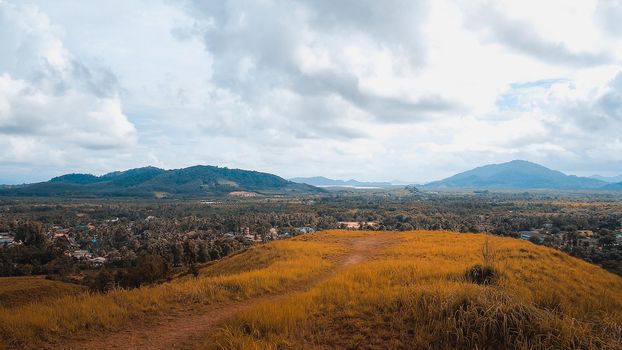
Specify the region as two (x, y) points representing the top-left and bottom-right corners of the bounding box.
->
(199, 231), (622, 350)
(3, 230), (622, 350)
(0, 276), (86, 309)
(0, 237), (346, 349)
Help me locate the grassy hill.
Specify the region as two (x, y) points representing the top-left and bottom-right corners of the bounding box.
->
(0, 165), (323, 198)
(1, 231), (621, 349)
(0, 276), (86, 309)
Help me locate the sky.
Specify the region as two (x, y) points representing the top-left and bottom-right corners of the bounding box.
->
(0, 0), (621, 184)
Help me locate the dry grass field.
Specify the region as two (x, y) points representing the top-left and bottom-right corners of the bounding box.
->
(0, 237), (346, 349)
(197, 231), (622, 350)
(1, 230), (621, 350)
(0, 276), (86, 309)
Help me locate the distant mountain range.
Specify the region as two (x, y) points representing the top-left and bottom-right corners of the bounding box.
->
(2, 160), (621, 197)
(290, 176), (394, 188)
(590, 174), (622, 183)
(424, 160), (612, 190)
(603, 182), (622, 191)
(0, 166), (323, 198)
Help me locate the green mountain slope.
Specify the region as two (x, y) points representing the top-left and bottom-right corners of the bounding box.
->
(0, 165), (323, 198)
(424, 160), (606, 190)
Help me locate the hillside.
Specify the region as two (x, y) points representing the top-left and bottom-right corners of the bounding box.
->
(0, 165), (323, 198)
(591, 174), (622, 183)
(425, 160), (606, 190)
(0, 276), (86, 309)
(290, 176), (393, 188)
(1, 230), (621, 349)
(604, 181), (622, 191)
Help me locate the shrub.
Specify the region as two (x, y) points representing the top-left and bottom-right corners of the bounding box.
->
(465, 264), (499, 285)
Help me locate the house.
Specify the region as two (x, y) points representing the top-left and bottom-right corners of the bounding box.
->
(88, 257), (107, 267)
(518, 231), (544, 243)
(0, 233), (14, 246)
(243, 233), (262, 243)
(72, 250), (91, 259)
(53, 232), (68, 239)
(338, 221), (361, 230)
(50, 228), (70, 238)
(296, 227), (315, 234)
(577, 230), (594, 237)
(268, 228), (278, 239)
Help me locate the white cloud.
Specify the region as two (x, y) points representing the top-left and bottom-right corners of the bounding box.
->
(0, 0), (621, 183)
(0, 1), (136, 178)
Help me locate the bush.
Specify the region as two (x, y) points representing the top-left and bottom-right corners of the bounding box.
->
(465, 264), (499, 285)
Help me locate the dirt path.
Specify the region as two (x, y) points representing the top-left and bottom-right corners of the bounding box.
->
(60, 234), (395, 350)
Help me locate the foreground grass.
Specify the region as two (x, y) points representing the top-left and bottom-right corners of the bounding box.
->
(0, 237), (346, 349)
(0, 276), (86, 309)
(200, 231), (622, 350)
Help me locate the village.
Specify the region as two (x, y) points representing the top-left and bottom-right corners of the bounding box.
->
(2, 195), (622, 282)
(2, 215), (622, 272)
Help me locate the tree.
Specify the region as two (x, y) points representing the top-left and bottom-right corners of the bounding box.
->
(14, 221), (47, 248)
(93, 269), (116, 292)
(189, 263), (200, 278)
(197, 241), (209, 263)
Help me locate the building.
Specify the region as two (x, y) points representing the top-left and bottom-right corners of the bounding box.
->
(53, 232), (68, 239)
(518, 231), (544, 243)
(296, 227), (315, 234)
(243, 233), (262, 243)
(268, 227), (278, 239)
(229, 191), (258, 197)
(577, 230), (594, 237)
(338, 222), (361, 229)
(72, 250), (91, 259)
(0, 233), (14, 246)
(88, 257), (107, 267)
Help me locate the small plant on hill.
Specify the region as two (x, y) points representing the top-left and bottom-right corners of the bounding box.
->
(465, 236), (500, 285)
(465, 264), (499, 285)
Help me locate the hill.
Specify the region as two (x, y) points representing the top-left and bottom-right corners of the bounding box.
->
(290, 176), (393, 188)
(591, 174), (622, 183)
(1, 230), (621, 349)
(0, 165), (323, 198)
(425, 160), (606, 190)
(0, 276), (86, 309)
(603, 181), (622, 191)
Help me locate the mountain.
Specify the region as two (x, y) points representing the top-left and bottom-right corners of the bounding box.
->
(424, 160), (606, 190)
(590, 174), (622, 183)
(603, 181), (622, 191)
(290, 176), (393, 188)
(0, 165), (323, 198)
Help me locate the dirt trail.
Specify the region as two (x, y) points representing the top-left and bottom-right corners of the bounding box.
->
(60, 234), (394, 350)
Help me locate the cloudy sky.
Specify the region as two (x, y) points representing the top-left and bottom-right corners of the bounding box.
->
(1, 0), (621, 184)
